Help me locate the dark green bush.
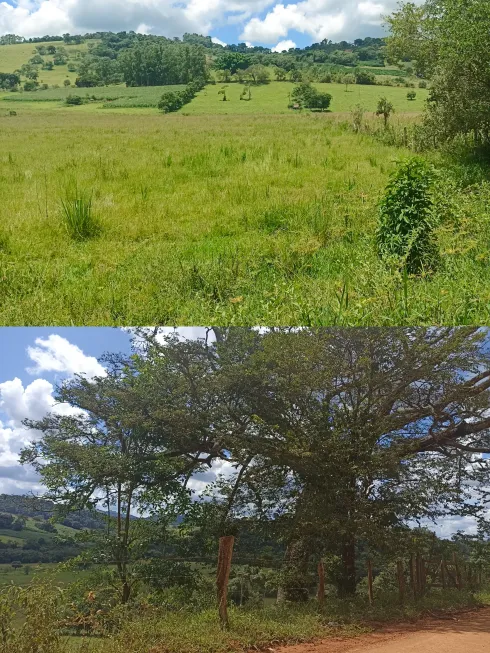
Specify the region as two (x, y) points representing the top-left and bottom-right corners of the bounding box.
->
(376, 157), (439, 273)
(65, 94), (84, 106)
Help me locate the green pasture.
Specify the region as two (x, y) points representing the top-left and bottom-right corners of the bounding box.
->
(0, 40), (93, 86)
(0, 108), (489, 325)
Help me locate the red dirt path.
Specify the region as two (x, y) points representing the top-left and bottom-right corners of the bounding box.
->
(273, 607), (490, 653)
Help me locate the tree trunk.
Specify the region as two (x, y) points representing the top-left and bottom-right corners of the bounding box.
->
(277, 538), (311, 603)
(337, 537), (357, 597)
(121, 581), (131, 604)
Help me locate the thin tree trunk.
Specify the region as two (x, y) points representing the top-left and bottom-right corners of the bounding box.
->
(337, 537), (357, 597)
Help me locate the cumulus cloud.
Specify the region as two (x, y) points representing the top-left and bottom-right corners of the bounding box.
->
(240, 0), (422, 44)
(0, 0), (424, 43)
(272, 38), (296, 51)
(26, 334), (106, 379)
(211, 35), (227, 46)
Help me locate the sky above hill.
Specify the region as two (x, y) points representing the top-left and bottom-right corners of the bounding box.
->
(0, 0), (423, 50)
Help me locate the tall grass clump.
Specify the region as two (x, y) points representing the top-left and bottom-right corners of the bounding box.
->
(376, 156), (439, 274)
(60, 186), (100, 241)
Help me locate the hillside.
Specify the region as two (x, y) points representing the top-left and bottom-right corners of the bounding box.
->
(0, 494), (104, 564)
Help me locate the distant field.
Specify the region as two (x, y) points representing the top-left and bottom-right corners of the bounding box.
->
(2, 84), (187, 107)
(0, 40), (94, 85)
(0, 562), (83, 587)
(185, 82), (428, 115)
(0, 82), (428, 115)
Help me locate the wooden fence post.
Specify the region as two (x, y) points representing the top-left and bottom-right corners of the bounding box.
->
(453, 553), (462, 590)
(317, 560), (325, 607)
(410, 554), (417, 599)
(397, 560), (405, 603)
(367, 559), (374, 605)
(217, 535), (235, 630)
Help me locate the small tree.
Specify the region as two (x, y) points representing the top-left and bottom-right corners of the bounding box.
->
(407, 90), (417, 101)
(64, 79), (71, 87)
(376, 97), (395, 128)
(342, 73), (355, 91)
(218, 86), (228, 101)
(351, 104), (365, 133)
(274, 67), (287, 81)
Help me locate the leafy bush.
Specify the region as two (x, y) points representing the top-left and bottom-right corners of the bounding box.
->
(407, 90), (417, 101)
(354, 69), (376, 85)
(376, 157), (439, 273)
(290, 82), (332, 111)
(65, 94), (84, 106)
(158, 79), (206, 113)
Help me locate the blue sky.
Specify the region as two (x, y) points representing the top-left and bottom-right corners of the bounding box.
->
(0, 1), (420, 50)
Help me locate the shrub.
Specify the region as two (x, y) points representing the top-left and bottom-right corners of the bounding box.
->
(407, 90), (417, 101)
(158, 79), (205, 114)
(418, 79), (427, 89)
(354, 69), (376, 85)
(291, 82), (332, 111)
(376, 157), (439, 273)
(63, 79), (71, 87)
(60, 187), (100, 241)
(65, 94), (83, 105)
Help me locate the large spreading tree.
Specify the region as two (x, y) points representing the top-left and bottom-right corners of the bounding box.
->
(21, 328), (490, 601)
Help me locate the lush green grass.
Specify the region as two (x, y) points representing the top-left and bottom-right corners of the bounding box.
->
(1, 81), (428, 114)
(1, 84), (186, 107)
(185, 82), (428, 115)
(0, 40), (93, 86)
(0, 108), (489, 325)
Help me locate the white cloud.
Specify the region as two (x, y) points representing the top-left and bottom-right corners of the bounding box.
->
(211, 35), (226, 46)
(26, 334), (106, 379)
(240, 2), (346, 43)
(272, 38), (296, 51)
(0, 1), (424, 43)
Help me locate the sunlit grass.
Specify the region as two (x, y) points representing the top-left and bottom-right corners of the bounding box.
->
(0, 109), (488, 325)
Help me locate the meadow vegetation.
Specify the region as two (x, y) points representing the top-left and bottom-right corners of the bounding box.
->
(0, 0), (488, 325)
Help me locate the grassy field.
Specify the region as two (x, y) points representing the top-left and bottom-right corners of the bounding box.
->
(185, 82), (428, 115)
(0, 82), (428, 114)
(0, 562), (83, 587)
(0, 40), (92, 86)
(0, 105), (489, 325)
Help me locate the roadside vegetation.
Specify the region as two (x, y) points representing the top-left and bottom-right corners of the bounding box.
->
(2, 327), (490, 652)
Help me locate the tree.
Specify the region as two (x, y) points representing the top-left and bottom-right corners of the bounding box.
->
(214, 52), (251, 75)
(291, 82), (331, 111)
(274, 67), (287, 81)
(21, 343), (228, 603)
(245, 64), (270, 85)
(376, 96), (394, 127)
(0, 73), (20, 90)
(407, 90), (416, 100)
(341, 73), (355, 91)
(354, 69), (376, 85)
(386, 0), (490, 146)
(210, 328), (490, 597)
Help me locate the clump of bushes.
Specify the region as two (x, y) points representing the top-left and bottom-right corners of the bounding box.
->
(376, 156), (439, 274)
(289, 82), (332, 111)
(65, 94), (84, 106)
(158, 78), (206, 114)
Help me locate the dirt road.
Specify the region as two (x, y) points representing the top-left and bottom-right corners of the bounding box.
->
(276, 608), (490, 653)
